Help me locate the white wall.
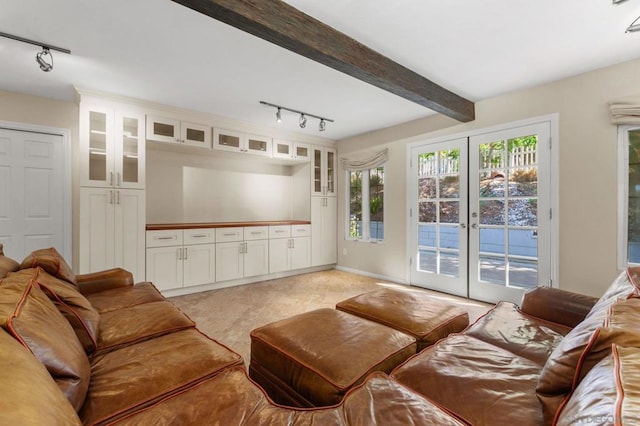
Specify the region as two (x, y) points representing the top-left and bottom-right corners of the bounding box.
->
(337, 57), (640, 298)
(146, 147), (311, 224)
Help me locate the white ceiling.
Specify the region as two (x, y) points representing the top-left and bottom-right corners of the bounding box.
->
(1, 0), (640, 140)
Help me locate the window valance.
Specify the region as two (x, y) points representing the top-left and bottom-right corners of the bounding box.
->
(340, 148), (388, 171)
(609, 95), (640, 125)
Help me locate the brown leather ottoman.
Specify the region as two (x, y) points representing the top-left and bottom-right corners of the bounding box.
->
(249, 308), (416, 407)
(336, 288), (469, 351)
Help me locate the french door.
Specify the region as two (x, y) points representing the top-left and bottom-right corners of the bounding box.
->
(410, 121), (552, 304)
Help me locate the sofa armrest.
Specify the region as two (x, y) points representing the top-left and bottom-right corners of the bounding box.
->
(519, 287), (598, 329)
(75, 268), (134, 295)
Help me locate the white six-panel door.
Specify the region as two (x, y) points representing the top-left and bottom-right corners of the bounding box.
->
(0, 128), (67, 260)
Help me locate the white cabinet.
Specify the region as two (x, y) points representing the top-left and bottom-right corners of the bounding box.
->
(215, 227), (269, 282)
(273, 140), (310, 162)
(146, 228), (216, 291)
(269, 225), (311, 273)
(311, 196), (337, 266)
(213, 128), (272, 157)
(80, 103), (145, 189)
(79, 188), (145, 281)
(311, 146), (336, 197)
(146, 115), (211, 148)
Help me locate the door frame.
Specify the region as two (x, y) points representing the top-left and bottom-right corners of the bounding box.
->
(0, 119), (72, 263)
(406, 114), (560, 295)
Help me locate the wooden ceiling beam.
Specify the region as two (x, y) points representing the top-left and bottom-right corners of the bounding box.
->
(171, 0), (475, 122)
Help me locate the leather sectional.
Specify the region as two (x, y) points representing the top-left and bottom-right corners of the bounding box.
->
(1, 244), (639, 425)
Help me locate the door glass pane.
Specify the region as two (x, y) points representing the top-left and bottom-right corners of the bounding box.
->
(369, 167), (384, 240)
(480, 256), (505, 284)
(219, 134), (240, 148)
(296, 146), (308, 157)
(327, 151), (335, 193)
(314, 149), (322, 193)
(476, 134), (538, 288)
(186, 128), (205, 143)
(89, 111), (107, 181)
(153, 122), (174, 138)
(416, 149), (460, 278)
(248, 138), (267, 152)
(122, 116), (139, 184)
(508, 258), (538, 289)
(277, 143), (290, 155)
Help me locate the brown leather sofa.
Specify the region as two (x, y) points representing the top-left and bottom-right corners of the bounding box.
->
(0, 246), (466, 425)
(1, 244), (639, 425)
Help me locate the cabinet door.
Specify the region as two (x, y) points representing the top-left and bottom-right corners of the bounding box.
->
(80, 105), (115, 187)
(114, 189), (145, 283)
(216, 242), (243, 281)
(290, 237), (311, 270)
(311, 147), (323, 195)
(311, 147), (337, 196)
(245, 134), (272, 157)
(181, 121), (211, 149)
(146, 115), (180, 144)
(79, 188), (115, 273)
(146, 246), (183, 291)
(269, 238), (290, 273)
(213, 128), (243, 153)
(273, 139), (292, 159)
(311, 196), (337, 266)
(293, 142), (310, 162)
(115, 111), (145, 189)
(183, 243), (216, 287)
(244, 239), (269, 277)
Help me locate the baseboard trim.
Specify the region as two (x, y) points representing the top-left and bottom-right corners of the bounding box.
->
(334, 266), (408, 286)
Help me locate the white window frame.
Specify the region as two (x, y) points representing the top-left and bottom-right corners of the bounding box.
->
(618, 124), (640, 268)
(345, 167), (385, 242)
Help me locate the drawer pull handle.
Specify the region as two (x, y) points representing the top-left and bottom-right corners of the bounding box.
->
(223, 233), (237, 237)
(157, 236), (175, 240)
(192, 234), (207, 238)
(251, 231), (262, 235)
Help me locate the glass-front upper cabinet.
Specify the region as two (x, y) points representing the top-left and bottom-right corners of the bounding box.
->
(80, 102), (145, 188)
(311, 146), (336, 196)
(213, 128), (272, 158)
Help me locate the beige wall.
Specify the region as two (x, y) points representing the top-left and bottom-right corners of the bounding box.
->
(0, 90), (79, 267)
(337, 57), (640, 297)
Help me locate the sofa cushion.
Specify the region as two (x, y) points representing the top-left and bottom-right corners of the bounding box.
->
(80, 328), (242, 425)
(464, 301), (568, 365)
(0, 328), (81, 425)
(85, 282), (165, 313)
(537, 296), (640, 423)
(109, 368), (467, 426)
(0, 243), (20, 279)
(24, 267), (100, 353)
(336, 288), (469, 351)
(95, 301), (195, 354)
(21, 247), (76, 286)
(0, 274), (90, 411)
(392, 334), (544, 426)
(555, 345), (640, 425)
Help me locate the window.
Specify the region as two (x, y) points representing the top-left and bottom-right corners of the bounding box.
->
(619, 125), (640, 267)
(348, 166), (384, 241)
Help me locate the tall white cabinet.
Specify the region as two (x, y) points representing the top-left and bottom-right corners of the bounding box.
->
(311, 146), (337, 266)
(78, 95), (146, 282)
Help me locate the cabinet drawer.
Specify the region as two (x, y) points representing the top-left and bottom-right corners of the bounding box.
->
(269, 225), (291, 239)
(147, 230), (183, 247)
(215, 227), (243, 242)
(291, 224), (311, 238)
(244, 226), (269, 240)
(184, 228), (215, 245)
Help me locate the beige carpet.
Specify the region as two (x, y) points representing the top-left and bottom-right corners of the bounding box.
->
(170, 269), (492, 365)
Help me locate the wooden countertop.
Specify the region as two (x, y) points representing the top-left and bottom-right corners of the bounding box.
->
(146, 220), (311, 231)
